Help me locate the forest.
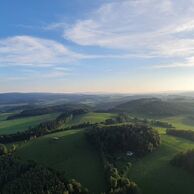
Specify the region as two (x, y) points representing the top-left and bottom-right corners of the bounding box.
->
(0, 155), (88, 194)
(86, 124), (160, 155)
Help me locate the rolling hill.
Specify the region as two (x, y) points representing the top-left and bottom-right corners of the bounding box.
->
(15, 129), (106, 194)
(111, 98), (194, 117)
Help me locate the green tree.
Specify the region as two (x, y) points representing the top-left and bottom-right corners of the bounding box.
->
(0, 144), (8, 155)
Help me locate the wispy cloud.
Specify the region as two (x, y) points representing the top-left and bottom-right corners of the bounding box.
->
(151, 56), (194, 69)
(63, 0), (194, 61)
(0, 35), (148, 69)
(0, 35), (84, 67)
(43, 22), (69, 31)
(0, 68), (72, 83)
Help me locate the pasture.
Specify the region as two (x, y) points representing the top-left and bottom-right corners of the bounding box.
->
(125, 134), (194, 194)
(71, 112), (115, 123)
(60, 112), (115, 128)
(14, 129), (106, 194)
(161, 115), (194, 131)
(0, 113), (13, 121)
(0, 113), (59, 134)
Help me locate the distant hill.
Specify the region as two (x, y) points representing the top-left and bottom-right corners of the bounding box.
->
(111, 98), (194, 117)
(0, 93), (98, 105)
(7, 103), (90, 120)
(0, 93), (153, 112)
(0, 93), (128, 106)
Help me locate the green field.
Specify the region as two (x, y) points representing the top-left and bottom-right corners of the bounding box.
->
(70, 112), (115, 124)
(161, 115), (194, 131)
(12, 112), (114, 193)
(124, 134), (194, 194)
(0, 113), (59, 135)
(0, 113), (13, 121)
(60, 112), (115, 128)
(15, 129), (106, 194)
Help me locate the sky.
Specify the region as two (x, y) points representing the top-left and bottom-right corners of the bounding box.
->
(0, 0), (194, 93)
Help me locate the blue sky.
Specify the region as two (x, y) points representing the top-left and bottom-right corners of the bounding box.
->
(0, 0), (194, 93)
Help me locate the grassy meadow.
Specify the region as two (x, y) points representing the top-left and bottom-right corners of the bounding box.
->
(15, 129), (106, 194)
(161, 115), (194, 131)
(121, 133), (194, 194)
(0, 113), (13, 121)
(60, 112), (115, 128)
(0, 113), (59, 135)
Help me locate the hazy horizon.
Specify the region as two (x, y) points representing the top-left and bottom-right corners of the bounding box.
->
(0, 89), (194, 96)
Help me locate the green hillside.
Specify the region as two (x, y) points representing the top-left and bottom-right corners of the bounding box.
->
(0, 113), (13, 121)
(60, 112), (115, 128)
(161, 115), (194, 131)
(126, 134), (194, 194)
(112, 98), (194, 117)
(14, 129), (106, 194)
(0, 113), (59, 135)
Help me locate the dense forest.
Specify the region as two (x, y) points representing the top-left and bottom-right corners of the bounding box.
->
(86, 124), (160, 155)
(0, 155), (89, 194)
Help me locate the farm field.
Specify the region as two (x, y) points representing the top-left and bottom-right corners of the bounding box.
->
(0, 113), (59, 135)
(161, 115), (194, 131)
(125, 134), (194, 194)
(70, 112), (115, 123)
(14, 129), (106, 194)
(0, 113), (13, 121)
(60, 112), (115, 128)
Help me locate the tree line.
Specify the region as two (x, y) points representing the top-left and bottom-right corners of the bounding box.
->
(103, 114), (174, 129)
(171, 149), (194, 175)
(0, 109), (88, 144)
(106, 163), (141, 194)
(150, 120), (174, 128)
(7, 104), (89, 120)
(103, 114), (133, 125)
(166, 129), (194, 141)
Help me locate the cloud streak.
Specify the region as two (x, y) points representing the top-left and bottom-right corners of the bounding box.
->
(0, 36), (84, 67)
(63, 0), (194, 66)
(0, 35), (150, 69)
(151, 56), (194, 69)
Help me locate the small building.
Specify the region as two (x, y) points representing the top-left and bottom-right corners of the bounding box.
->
(52, 137), (59, 140)
(126, 151), (133, 157)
